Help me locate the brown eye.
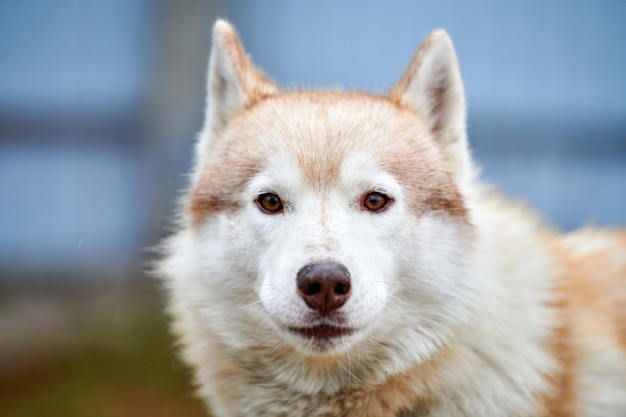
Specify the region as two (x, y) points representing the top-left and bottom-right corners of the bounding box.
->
(257, 193), (283, 214)
(363, 192), (391, 212)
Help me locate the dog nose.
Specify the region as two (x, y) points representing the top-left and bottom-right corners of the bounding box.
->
(296, 263), (351, 315)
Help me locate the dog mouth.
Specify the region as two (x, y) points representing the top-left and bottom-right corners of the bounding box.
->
(288, 324), (355, 341)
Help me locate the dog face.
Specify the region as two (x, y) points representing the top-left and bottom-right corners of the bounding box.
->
(167, 21), (477, 369)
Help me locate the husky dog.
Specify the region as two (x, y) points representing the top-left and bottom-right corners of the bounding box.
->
(158, 20), (626, 417)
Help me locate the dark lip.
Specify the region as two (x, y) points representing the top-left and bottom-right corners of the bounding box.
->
(289, 324), (354, 341)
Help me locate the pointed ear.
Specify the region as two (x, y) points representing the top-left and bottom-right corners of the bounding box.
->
(202, 20), (278, 137)
(389, 30), (470, 178)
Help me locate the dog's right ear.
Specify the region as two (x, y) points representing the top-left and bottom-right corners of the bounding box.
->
(200, 20), (278, 143)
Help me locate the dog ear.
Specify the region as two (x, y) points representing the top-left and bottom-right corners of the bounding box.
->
(201, 20), (278, 140)
(389, 30), (470, 179)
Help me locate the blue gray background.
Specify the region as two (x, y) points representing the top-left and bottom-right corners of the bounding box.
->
(1, 0), (625, 284)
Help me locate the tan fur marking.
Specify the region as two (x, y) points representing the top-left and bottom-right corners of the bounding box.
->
(541, 230), (626, 416)
(340, 347), (455, 417)
(190, 91), (468, 226)
(540, 289), (578, 417)
(557, 231), (626, 346)
(611, 232), (626, 351)
(346, 368), (436, 417)
(189, 117), (270, 224)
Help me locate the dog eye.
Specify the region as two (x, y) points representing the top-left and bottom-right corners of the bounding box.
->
(257, 193), (284, 214)
(362, 192), (391, 212)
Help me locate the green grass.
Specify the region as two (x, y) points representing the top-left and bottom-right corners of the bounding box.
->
(0, 293), (209, 417)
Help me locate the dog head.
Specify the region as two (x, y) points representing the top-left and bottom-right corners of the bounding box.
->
(167, 20), (477, 376)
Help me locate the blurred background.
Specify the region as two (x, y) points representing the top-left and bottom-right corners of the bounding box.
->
(0, 1), (624, 416)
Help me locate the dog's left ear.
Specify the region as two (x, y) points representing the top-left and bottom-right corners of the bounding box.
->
(389, 30), (470, 179)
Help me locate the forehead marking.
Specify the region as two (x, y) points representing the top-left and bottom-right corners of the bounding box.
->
(188, 92), (468, 225)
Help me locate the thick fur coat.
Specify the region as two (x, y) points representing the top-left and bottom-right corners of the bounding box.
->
(158, 20), (626, 417)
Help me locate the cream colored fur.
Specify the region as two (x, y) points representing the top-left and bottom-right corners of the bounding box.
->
(158, 20), (626, 417)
